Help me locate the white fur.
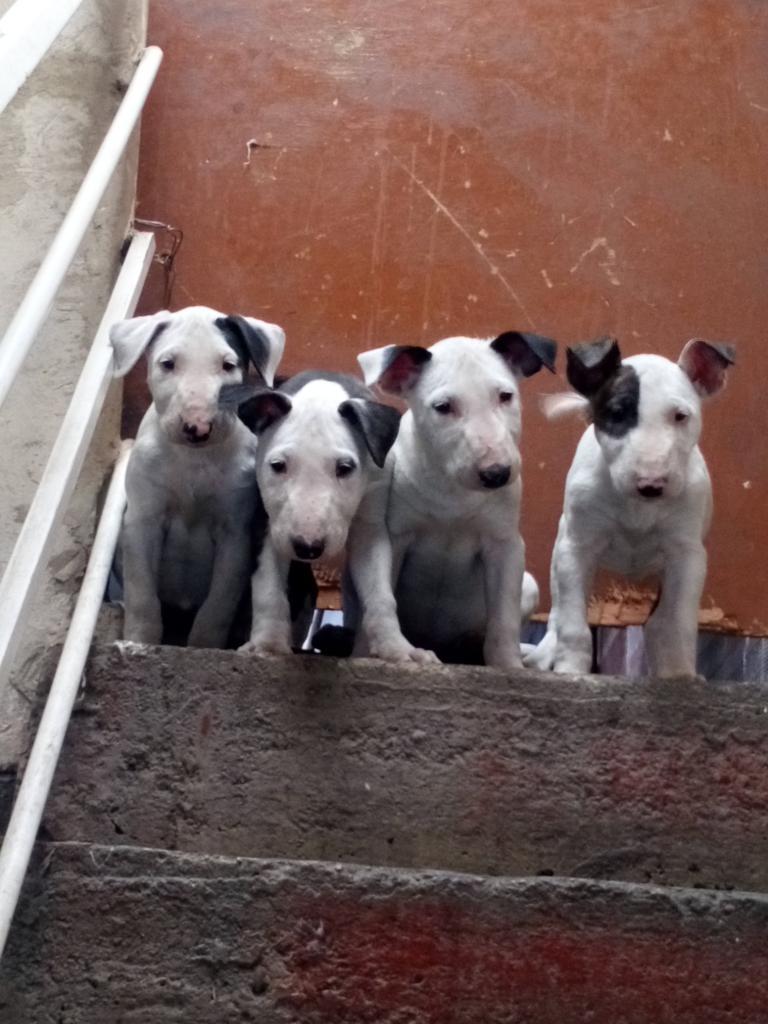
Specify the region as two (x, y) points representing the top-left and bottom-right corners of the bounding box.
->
(524, 346), (730, 679)
(240, 378), (387, 656)
(111, 306), (285, 647)
(349, 336), (541, 669)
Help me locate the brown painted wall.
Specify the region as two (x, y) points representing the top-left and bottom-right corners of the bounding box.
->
(135, 0), (768, 634)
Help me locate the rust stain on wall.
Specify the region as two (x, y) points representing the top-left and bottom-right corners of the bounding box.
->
(134, 0), (768, 635)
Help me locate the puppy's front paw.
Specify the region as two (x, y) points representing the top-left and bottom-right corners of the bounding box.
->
(369, 638), (440, 665)
(553, 654), (592, 675)
(656, 669), (706, 683)
(484, 643), (523, 672)
(238, 636), (291, 657)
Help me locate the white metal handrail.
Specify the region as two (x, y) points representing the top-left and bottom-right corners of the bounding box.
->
(0, 44), (163, 412)
(0, 440), (133, 956)
(0, 0), (85, 115)
(0, 231), (155, 699)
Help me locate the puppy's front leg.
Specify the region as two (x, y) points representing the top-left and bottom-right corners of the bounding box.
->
(348, 520), (438, 665)
(645, 541), (706, 679)
(239, 536), (292, 656)
(187, 522), (251, 649)
(551, 530), (598, 675)
(121, 512), (164, 644)
(482, 534), (525, 671)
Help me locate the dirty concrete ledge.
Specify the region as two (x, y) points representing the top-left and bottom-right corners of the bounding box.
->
(2, 841), (768, 1024)
(37, 643), (768, 892)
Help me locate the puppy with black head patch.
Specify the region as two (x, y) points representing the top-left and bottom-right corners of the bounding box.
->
(232, 371), (401, 656)
(347, 331), (558, 670)
(110, 305), (285, 648)
(523, 337), (735, 679)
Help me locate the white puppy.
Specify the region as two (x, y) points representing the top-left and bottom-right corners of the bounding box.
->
(233, 371), (401, 656)
(110, 305), (285, 647)
(347, 332), (557, 669)
(523, 336), (734, 679)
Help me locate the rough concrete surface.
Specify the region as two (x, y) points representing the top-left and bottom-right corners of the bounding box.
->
(43, 645), (768, 892)
(2, 842), (768, 1023)
(0, 0), (148, 768)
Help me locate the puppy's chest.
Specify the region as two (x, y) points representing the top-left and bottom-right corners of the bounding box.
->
(162, 460), (254, 525)
(600, 525), (668, 577)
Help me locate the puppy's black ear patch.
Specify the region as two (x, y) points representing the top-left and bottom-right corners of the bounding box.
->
(236, 389), (292, 433)
(491, 332), (558, 377)
(339, 398), (401, 467)
(215, 315), (272, 382)
(566, 336), (622, 397)
(219, 382), (259, 411)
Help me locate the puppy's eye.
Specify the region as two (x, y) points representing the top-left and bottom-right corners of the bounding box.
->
(674, 410), (689, 424)
(336, 459), (357, 479)
(222, 360), (238, 373)
(433, 400), (453, 415)
(499, 391), (514, 405)
(270, 459), (287, 474)
(159, 358), (175, 372)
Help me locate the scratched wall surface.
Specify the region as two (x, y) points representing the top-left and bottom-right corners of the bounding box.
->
(135, 0), (768, 634)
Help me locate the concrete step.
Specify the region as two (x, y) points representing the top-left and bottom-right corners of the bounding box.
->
(41, 644), (768, 891)
(3, 841), (767, 1023)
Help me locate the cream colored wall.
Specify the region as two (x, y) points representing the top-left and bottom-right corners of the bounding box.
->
(0, 0), (148, 766)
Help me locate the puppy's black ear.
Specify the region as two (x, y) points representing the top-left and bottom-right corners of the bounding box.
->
(358, 345), (432, 395)
(566, 337), (622, 397)
(339, 398), (401, 468)
(678, 338), (735, 397)
(232, 387), (292, 433)
(214, 315), (285, 386)
(491, 332), (558, 377)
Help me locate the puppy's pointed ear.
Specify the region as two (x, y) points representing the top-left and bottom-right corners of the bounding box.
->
(491, 331), (558, 377)
(215, 315), (286, 386)
(235, 388), (292, 433)
(109, 311), (171, 377)
(566, 336), (622, 396)
(679, 339), (735, 397)
(357, 345), (432, 395)
(339, 398), (401, 468)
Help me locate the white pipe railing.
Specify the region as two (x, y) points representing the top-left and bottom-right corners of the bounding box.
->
(0, 439), (133, 957)
(0, 0), (85, 115)
(0, 231), (155, 698)
(0, 44), (163, 413)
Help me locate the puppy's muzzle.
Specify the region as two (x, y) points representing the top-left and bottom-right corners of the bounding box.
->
(478, 463), (512, 489)
(182, 421), (212, 444)
(291, 536), (326, 561)
(636, 475), (667, 499)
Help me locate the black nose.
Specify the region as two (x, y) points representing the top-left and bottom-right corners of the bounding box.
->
(292, 536), (326, 561)
(478, 464), (512, 489)
(637, 484), (664, 499)
(182, 422), (211, 443)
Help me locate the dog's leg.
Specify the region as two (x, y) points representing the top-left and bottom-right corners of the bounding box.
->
(187, 523), (251, 649)
(121, 513), (164, 644)
(551, 529), (598, 675)
(348, 525), (439, 664)
(481, 534), (525, 670)
(644, 542), (706, 679)
(239, 536), (292, 656)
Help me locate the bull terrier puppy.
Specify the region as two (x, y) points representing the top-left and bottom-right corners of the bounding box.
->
(232, 371), (401, 656)
(110, 305), (285, 647)
(523, 336), (734, 679)
(347, 331), (558, 669)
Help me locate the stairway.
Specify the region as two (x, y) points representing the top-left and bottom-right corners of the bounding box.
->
(2, 646), (768, 1022)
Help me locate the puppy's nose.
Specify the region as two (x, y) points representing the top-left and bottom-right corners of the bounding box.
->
(291, 536), (326, 561)
(182, 422), (212, 443)
(636, 475), (667, 498)
(478, 463), (512, 489)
